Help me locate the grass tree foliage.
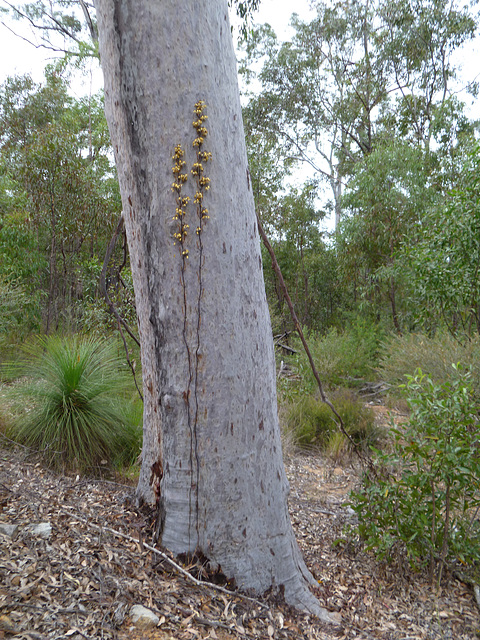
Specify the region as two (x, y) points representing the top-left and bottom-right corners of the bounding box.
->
(5, 334), (142, 472)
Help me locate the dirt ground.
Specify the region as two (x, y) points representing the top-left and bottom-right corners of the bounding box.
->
(1, 409), (479, 639)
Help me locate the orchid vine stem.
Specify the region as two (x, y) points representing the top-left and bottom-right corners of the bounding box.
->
(170, 102), (213, 543)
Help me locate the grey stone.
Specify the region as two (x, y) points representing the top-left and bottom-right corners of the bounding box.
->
(113, 603), (126, 627)
(25, 522), (52, 538)
(130, 604), (159, 628)
(0, 523), (19, 537)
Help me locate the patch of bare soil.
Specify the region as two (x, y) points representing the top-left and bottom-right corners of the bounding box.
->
(0, 427), (479, 640)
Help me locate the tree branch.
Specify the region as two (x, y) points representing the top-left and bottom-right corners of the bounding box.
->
(79, 0), (97, 43)
(0, 22), (80, 56)
(55, 504), (270, 611)
(100, 214), (143, 401)
(256, 209), (364, 454)
(3, 0), (81, 42)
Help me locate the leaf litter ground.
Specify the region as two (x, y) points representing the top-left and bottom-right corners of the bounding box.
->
(0, 419), (479, 640)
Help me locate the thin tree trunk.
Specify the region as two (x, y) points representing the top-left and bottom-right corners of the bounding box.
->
(389, 276), (402, 335)
(47, 193), (58, 334)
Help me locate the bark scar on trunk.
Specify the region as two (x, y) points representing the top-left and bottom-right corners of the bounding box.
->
(150, 459), (165, 543)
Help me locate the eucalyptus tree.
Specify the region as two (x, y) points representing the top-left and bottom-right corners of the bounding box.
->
(243, 101), (335, 331)
(339, 138), (436, 331)
(338, 88), (479, 331)
(240, 0), (477, 331)
(398, 142), (480, 337)
(0, 71), (121, 330)
(0, 171), (45, 334)
(95, 0), (339, 621)
(241, 0), (478, 232)
(378, 0), (478, 153)
(241, 0), (391, 229)
(1, 3), (338, 617)
(257, 181), (340, 332)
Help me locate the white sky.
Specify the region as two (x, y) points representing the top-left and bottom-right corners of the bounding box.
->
(0, 0), (478, 231)
(240, 0), (315, 38)
(0, 12), (61, 83)
(1, 0), (477, 109)
(0, 1), (314, 87)
(0, 5), (101, 98)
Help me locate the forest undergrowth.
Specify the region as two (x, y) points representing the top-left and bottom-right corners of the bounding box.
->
(1, 327), (480, 638)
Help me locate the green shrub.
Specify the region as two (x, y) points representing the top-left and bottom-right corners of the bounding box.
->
(286, 388), (378, 452)
(0, 404), (10, 439)
(289, 320), (383, 396)
(114, 395), (143, 468)
(0, 279), (40, 334)
(0, 279), (41, 369)
(378, 332), (480, 396)
(5, 334), (142, 472)
(350, 366), (480, 584)
(286, 395), (333, 447)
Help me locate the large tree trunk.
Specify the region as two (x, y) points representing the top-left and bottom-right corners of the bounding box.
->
(96, 0), (338, 622)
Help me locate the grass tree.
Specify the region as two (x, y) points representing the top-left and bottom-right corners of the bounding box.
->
(7, 334), (141, 472)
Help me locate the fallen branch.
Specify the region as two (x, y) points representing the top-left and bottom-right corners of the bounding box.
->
(57, 506), (270, 611)
(275, 342), (297, 355)
(454, 571), (480, 612)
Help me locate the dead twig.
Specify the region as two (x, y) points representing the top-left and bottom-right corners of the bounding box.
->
(256, 211), (361, 457)
(100, 214), (143, 401)
(56, 506), (270, 611)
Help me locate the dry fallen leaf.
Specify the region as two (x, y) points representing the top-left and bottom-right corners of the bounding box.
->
(1, 436), (479, 640)
(0, 615), (16, 633)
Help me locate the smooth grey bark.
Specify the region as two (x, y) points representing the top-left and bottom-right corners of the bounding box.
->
(95, 0), (339, 622)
